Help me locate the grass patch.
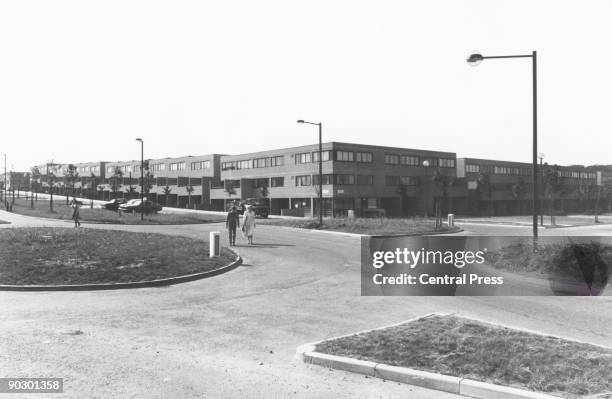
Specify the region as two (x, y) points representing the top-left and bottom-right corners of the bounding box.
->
(486, 238), (612, 275)
(315, 315), (612, 398)
(260, 217), (456, 235)
(8, 198), (224, 225)
(0, 227), (235, 285)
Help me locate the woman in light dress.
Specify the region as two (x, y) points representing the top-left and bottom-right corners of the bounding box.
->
(242, 205), (257, 245)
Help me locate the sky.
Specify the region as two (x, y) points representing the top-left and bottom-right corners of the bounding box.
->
(1, 0), (611, 171)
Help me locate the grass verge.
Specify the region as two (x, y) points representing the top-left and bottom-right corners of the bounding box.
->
(315, 315), (612, 398)
(0, 227), (235, 285)
(260, 217), (457, 235)
(8, 198), (224, 224)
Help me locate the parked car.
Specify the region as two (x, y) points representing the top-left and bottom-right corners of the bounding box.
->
(119, 199), (163, 214)
(228, 198), (269, 218)
(101, 198), (127, 211)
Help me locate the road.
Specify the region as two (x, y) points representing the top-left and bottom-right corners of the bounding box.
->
(1, 211), (611, 398)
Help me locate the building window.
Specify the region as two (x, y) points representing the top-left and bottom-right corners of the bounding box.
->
(313, 174), (333, 185)
(312, 150), (331, 162)
(237, 160), (252, 169)
(466, 164), (480, 173)
(400, 176), (418, 186)
(356, 152), (373, 163)
(152, 163), (166, 172)
(295, 152), (312, 164)
(400, 155), (420, 166)
(270, 156), (284, 167)
(335, 174), (355, 185)
(169, 162), (185, 171)
(222, 161), (236, 170)
(271, 177), (284, 187)
(295, 175), (312, 186)
(439, 158), (455, 168)
(384, 154), (400, 165)
(252, 178), (268, 188)
(335, 151), (354, 162)
(253, 158), (268, 168)
(385, 176), (400, 186)
(191, 160), (211, 170)
(356, 175), (374, 185)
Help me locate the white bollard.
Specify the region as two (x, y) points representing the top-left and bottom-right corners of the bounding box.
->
(210, 231), (220, 258)
(447, 213), (455, 227)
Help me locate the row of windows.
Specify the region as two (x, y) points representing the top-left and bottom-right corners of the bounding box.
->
(222, 155), (286, 170)
(385, 155), (454, 168)
(466, 164), (596, 180)
(77, 166), (100, 174)
(191, 160), (211, 170)
(293, 174), (418, 187)
(558, 170), (597, 179)
(169, 162), (186, 171)
(384, 176), (419, 186)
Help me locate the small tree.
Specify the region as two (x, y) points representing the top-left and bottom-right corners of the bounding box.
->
(511, 177), (527, 214)
(432, 170), (454, 229)
(396, 184), (408, 217)
(162, 185), (172, 206)
(64, 164), (79, 204)
(141, 160), (155, 197)
(542, 164), (565, 225)
(110, 167), (123, 199)
(48, 172), (56, 212)
(186, 185), (194, 208)
(31, 166), (42, 208)
(477, 172), (493, 217)
(603, 181), (612, 215)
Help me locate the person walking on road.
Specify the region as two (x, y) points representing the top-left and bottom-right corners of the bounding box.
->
(243, 205), (257, 245)
(226, 205), (240, 246)
(70, 197), (81, 228)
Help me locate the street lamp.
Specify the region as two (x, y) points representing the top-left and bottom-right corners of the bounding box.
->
(136, 138), (144, 220)
(297, 120), (323, 226)
(422, 160), (430, 217)
(467, 51), (539, 243)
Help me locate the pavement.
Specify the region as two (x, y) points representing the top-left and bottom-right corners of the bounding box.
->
(1, 210), (612, 398)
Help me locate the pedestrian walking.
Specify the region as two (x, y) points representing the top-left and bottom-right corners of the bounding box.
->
(243, 205), (256, 245)
(70, 197), (81, 228)
(226, 205), (240, 246)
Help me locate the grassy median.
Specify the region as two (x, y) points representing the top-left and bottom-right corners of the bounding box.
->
(7, 198), (224, 224)
(315, 315), (612, 398)
(260, 217), (456, 235)
(0, 227), (235, 285)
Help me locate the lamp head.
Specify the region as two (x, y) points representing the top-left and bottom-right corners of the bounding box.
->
(467, 53), (484, 66)
(136, 138), (142, 142)
(297, 120), (305, 124)
(422, 160), (430, 167)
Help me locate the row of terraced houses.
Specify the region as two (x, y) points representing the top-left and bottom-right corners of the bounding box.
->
(22, 142), (606, 217)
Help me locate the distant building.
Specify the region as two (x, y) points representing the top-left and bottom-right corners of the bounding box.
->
(30, 142), (606, 216)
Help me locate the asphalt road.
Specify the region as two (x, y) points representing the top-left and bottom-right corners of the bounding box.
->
(1, 211), (611, 398)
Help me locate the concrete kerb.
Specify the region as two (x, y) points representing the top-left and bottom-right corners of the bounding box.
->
(0, 254), (242, 292)
(296, 312), (564, 399)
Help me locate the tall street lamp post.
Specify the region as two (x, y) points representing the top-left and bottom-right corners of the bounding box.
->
(297, 120), (323, 226)
(136, 138), (144, 220)
(467, 51), (539, 243)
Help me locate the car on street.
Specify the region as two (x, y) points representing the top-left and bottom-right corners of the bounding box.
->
(118, 199), (162, 214)
(228, 198), (269, 218)
(101, 198), (127, 211)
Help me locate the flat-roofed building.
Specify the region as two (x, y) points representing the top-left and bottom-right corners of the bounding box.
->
(213, 142), (462, 217)
(457, 157), (600, 215)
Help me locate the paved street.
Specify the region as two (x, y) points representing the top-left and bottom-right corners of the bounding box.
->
(1, 211), (611, 398)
